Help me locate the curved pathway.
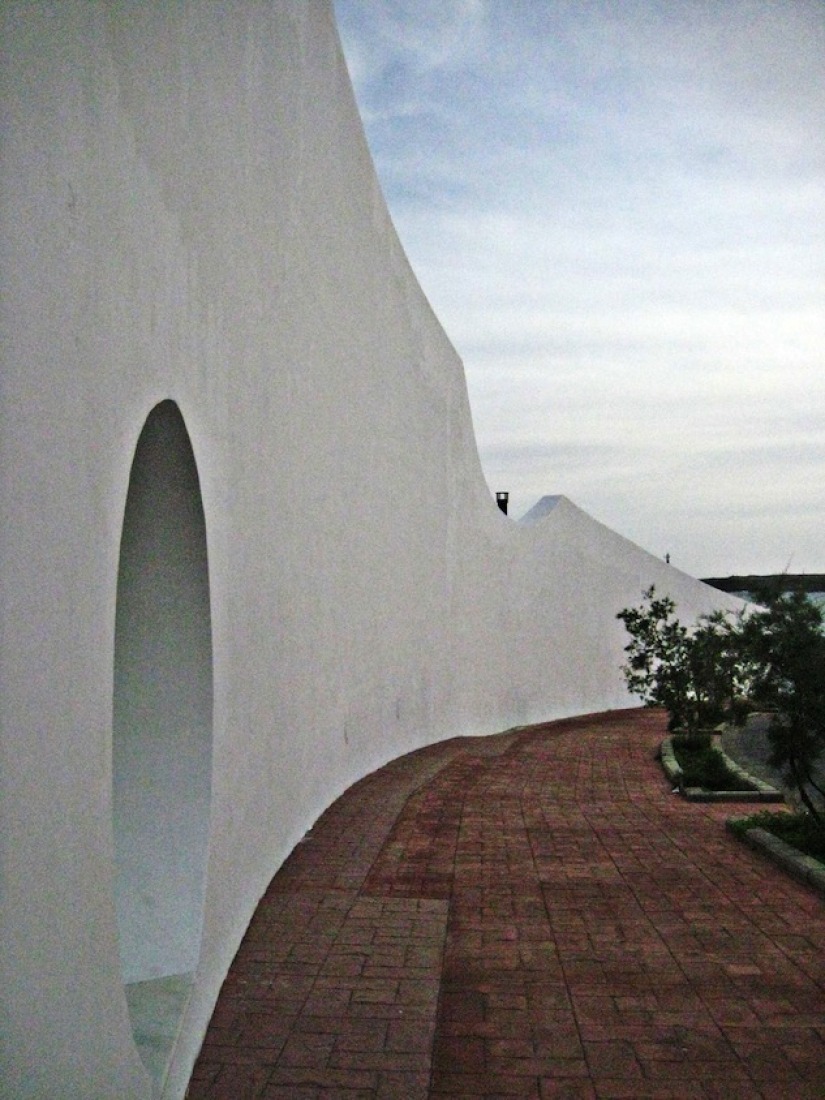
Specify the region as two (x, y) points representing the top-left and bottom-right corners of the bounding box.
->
(188, 709), (825, 1099)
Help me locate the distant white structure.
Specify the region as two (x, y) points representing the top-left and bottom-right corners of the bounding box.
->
(0, 4), (738, 1097)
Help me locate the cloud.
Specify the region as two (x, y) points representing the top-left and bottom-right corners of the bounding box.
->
(334, 0), (825, 576)
(336, 1), (488, 102)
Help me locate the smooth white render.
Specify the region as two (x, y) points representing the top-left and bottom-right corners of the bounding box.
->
(0, 4), (740, 1098)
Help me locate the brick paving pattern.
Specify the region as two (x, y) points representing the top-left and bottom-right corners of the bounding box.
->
(188, 709), (825, 1098)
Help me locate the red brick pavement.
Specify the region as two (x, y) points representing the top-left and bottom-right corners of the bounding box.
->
(187, 709), (825, 1099)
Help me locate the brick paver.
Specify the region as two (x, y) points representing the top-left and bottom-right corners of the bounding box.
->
(188, 709), (825, 1098)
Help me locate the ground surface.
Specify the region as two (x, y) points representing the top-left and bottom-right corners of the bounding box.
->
(723, 712), (825, 808)
(721, 714), (785, 789)
(188, 708), (825, 1099)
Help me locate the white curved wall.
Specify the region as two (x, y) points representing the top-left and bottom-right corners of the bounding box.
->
(0, 4), (740, 1098)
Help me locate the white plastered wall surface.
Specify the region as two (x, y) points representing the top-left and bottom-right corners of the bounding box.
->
(0, 3), (740, 1098)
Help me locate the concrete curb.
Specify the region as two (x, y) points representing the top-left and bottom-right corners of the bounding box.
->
(661, 735), (785, 803)
(726, 818), (825, 898)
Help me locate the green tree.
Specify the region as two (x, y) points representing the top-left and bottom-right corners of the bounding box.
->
(740, 589), (825, 828)
(616, 587), (743, 734)
(619, 585), (825, 834)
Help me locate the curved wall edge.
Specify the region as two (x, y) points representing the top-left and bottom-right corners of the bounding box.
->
(0, 4), (741, 1097)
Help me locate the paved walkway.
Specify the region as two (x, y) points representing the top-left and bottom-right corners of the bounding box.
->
(188, 709), (825, 1099)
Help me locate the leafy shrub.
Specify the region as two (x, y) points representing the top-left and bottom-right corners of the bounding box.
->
(616, 587), (745, 734)
(739, 590), (825, 828)
(672, 737), (752, 791)
(618, 587), (825, 833)
(730, 810), (825, 862)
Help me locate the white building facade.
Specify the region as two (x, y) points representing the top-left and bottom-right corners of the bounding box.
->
(1, 4), (736, 1097)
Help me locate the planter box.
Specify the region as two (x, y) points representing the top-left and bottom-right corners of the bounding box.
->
(660, 735), (784, 802)
(727, 818), (825, 897)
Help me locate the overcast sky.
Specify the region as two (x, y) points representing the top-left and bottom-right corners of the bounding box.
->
(333, 0), (824, 579)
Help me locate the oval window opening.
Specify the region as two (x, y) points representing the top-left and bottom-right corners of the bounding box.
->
(113, 400), (213, 1081)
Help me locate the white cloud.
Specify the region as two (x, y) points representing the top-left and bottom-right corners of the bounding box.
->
(334, 0), (825, 577)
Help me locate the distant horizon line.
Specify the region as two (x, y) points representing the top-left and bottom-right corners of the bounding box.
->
(703, 573), (825, 595)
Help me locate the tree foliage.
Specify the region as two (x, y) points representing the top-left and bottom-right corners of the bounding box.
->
(739, 589), (825, 826)
(616, 586), (744, 734)
(617, 586), (825, 832)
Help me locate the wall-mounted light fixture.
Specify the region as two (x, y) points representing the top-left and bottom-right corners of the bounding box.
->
(496, 491), (509, 515)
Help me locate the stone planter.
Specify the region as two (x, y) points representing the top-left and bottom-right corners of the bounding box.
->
(660, 733), (785, 802)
